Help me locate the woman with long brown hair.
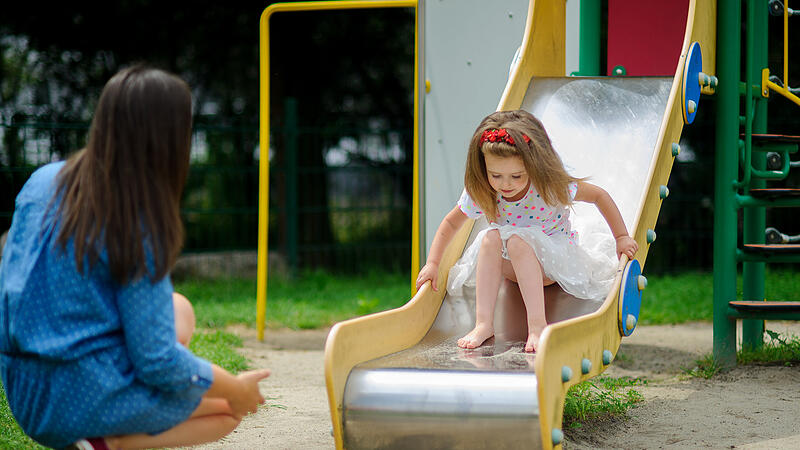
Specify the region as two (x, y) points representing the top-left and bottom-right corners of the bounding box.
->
(0, 65), (270, 449)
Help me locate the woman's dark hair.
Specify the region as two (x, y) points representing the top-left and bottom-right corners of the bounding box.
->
(55, 65), (193, 284)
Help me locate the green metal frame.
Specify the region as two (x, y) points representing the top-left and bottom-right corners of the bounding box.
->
(713, 0), (799, 366)
(577, 0), (601, 76)
(712, 0), (741, 368)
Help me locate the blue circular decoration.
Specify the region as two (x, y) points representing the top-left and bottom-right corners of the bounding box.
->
(619, 260), (643, 336)
(682, 42), (703, 124)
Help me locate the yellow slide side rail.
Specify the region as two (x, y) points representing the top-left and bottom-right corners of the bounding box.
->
(324, 220), (472, 449)
(257, 0), (417, 341)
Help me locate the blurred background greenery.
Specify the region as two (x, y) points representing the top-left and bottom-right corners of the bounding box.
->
(2, 1), (799, 275)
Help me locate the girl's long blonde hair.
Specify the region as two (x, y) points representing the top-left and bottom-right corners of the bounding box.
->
(464, 110), (580, 222)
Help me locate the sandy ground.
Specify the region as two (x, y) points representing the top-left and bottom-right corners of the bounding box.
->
(189, 322), (800, 449)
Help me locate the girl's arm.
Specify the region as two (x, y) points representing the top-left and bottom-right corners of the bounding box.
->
(574, 181), (638, 259)
(415, 206), (468, 291)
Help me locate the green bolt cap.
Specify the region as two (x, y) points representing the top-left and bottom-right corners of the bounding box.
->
(602, 350), (613, 365)
(581, 358), (592, 374)
(552, 428), (564, 445)
(646, 229), (657, 244)
(625, 314), (638, 331)
(671, 143), (681, 157)
(659, 185), (670, 199)
(638, 275), (648, 290)
(561, 366), (573, 382)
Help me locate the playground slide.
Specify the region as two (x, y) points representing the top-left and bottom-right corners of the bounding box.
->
(324, 1), (716, 448)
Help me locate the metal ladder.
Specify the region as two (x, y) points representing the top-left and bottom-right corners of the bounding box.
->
(713, 0), (800, 367)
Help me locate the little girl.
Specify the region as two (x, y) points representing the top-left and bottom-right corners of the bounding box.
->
(415, 110), (637, 353)
(0, 66), (270, 449)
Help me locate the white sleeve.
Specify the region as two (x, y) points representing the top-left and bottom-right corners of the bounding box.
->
(457, 189), (485, 219)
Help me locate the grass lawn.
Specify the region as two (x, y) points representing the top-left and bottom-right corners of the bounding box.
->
(178, 269), (412, 330)
(1, 268), (798, 446)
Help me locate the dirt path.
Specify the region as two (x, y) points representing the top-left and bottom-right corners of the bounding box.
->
(190, 322), (800, 449)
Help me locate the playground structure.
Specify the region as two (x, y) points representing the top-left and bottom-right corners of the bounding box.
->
(316, 0), (715, 448)
(712, 0), (800, 367)
(255, 0), (799, 448)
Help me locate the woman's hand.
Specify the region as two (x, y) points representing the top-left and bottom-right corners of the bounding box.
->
(615, 235), (638, 260)
(415, 263), (440, 291)
(228, 369), (271, 419)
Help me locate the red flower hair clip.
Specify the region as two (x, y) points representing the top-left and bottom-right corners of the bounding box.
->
(480, 128), (531, 146)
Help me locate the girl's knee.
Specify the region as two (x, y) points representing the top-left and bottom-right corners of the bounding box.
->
(506, 235), (535, 259)
(481, 229), (502, 249)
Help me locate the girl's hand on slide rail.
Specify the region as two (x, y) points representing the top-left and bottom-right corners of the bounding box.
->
(416, 263), (440, 291)
(615, 235), (638, 260)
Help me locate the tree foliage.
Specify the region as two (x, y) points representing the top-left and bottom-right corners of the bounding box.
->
(0, 2), (416, 268)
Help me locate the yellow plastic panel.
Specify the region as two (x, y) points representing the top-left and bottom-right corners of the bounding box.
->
(499, 0), (566, 109)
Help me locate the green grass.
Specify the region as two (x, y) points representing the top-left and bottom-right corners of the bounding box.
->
(189, 329), (250, 374)
(563, 376), (646, 429)
(683, 330), (800, 380)
(738, 330), (800, 365)
(3, 268), (798, 445)
(177, 269), (411, 330)
(682, 353), (722, 379)
(0, 381), (46, 449)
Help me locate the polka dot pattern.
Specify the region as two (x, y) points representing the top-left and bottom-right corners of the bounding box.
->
(458, 183), (577, 237)
(449, 182), (617, 301)
(0, 162), (212, 448)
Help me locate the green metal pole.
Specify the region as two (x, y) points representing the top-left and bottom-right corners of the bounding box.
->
(578, 0), (601, 76)
(285, 97), (299, 274)
(742, 0), (768, 350)
(713, 0), (741, 368)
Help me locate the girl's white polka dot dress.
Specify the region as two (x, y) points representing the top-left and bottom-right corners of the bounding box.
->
(447, 183), (617, 301)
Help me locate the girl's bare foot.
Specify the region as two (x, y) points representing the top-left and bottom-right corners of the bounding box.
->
(457, 323), (494, 349)
(524, 332), (539, 353)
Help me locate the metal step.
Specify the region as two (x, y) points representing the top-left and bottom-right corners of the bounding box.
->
(738, 244), (800, 263)
(729, 300), (800, 312)
(742, 244), (800, 255)
(728, 300), (800, 320)
(749, 188), (800, 200)
(749, 133), (800, 145)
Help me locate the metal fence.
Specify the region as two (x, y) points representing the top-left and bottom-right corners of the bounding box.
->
(0, 118), (413, 274)
(1, 118), (739, 275)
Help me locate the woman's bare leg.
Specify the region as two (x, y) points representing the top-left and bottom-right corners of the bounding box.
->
(104, 398), (240, 449)
(506, 235), (552, 352)
(458, 230), (504, 349)
(173, 292), (196, 347)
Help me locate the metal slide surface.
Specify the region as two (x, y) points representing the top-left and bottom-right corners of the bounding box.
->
(342, 77), (672, 449)
(325, 1), (716, 448)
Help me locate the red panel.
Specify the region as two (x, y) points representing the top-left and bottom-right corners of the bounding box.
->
(607, 0), (690, 76)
